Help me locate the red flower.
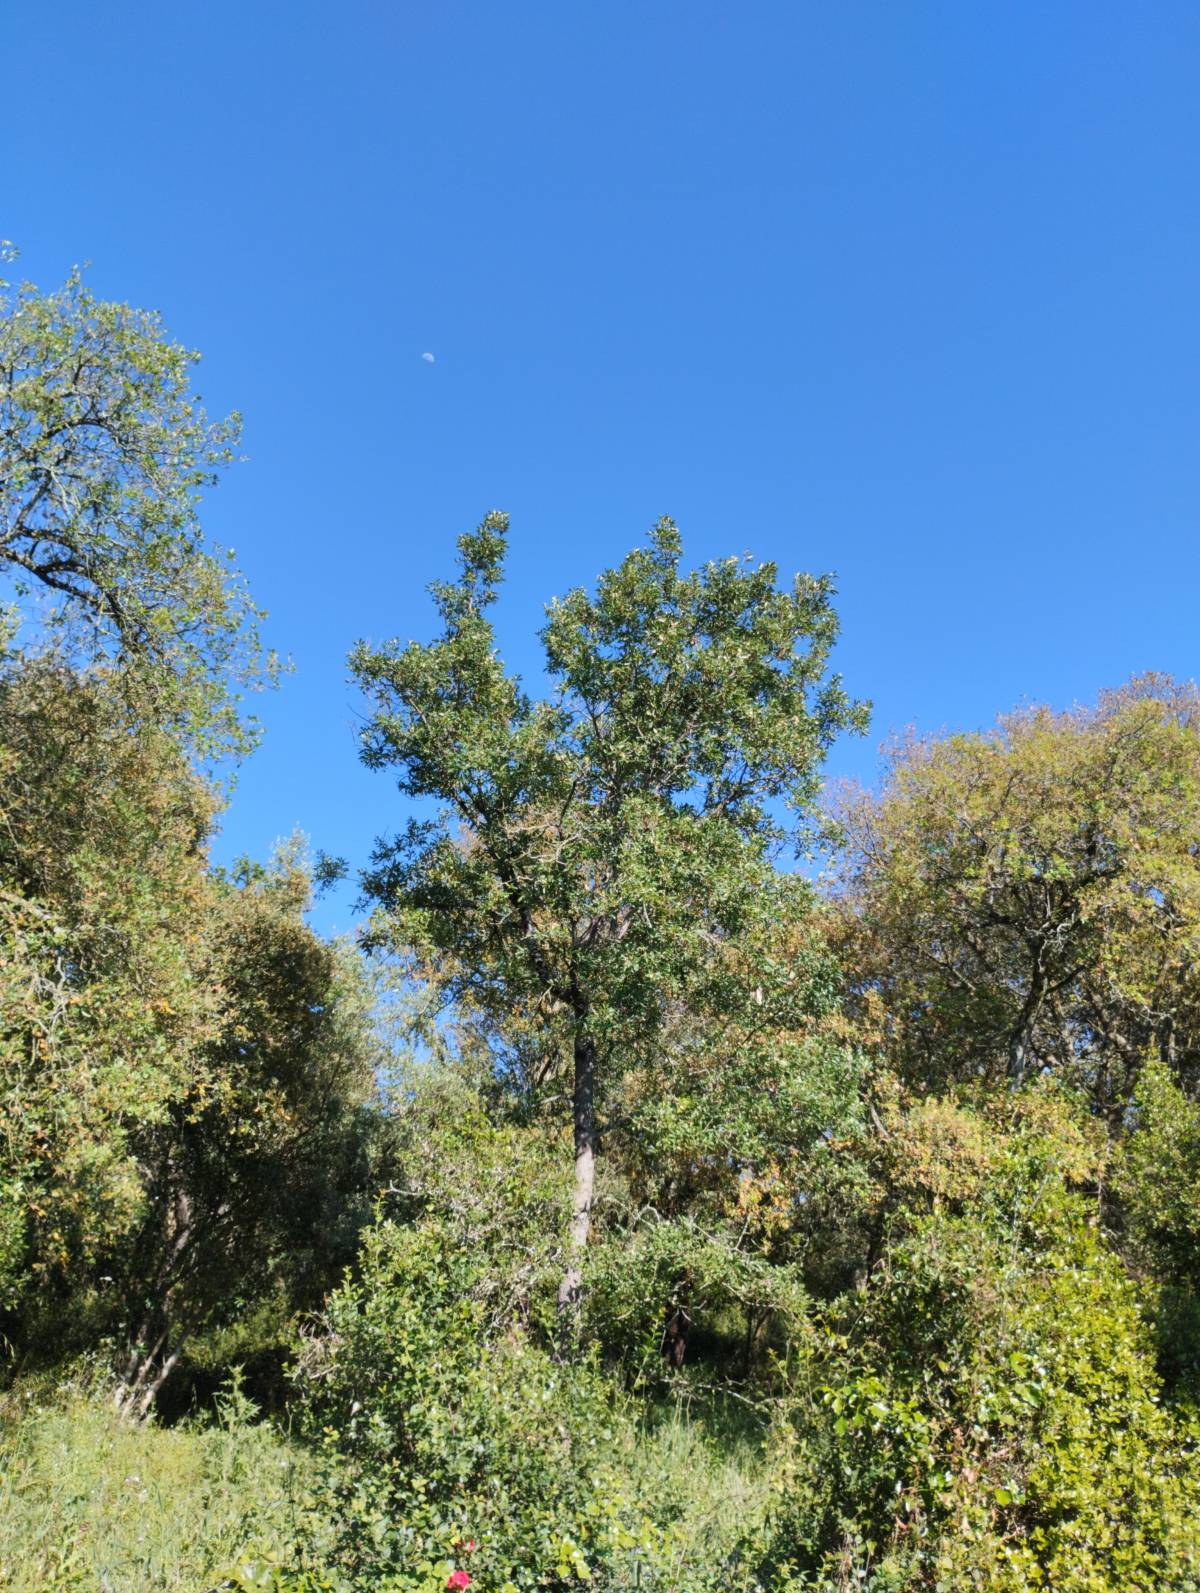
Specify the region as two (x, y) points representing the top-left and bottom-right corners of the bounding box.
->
(446, 1572), (471, 1591)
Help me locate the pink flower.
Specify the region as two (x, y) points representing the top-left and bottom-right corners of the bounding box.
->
(446, 1572), (471, 1591)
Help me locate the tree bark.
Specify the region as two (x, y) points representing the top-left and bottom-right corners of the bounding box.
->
(131, 1350), (182, 1421)
(113, 1185), (196, 1419)
(114, 1323), (169, 1417)
(556, 1030), (596, 1353)
(114, 1316), (195, 1421)
(1008, 954), (1048, 1084)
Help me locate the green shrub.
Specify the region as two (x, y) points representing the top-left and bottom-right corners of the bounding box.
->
(759, 1093), (1200, 1591)
(289, 1097), (670, 1591)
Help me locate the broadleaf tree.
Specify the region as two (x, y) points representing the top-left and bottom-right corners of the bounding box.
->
(351, 513), (866, 1343)
(0, 251), (274, 758)
(0, 654), (382, 1411)
(830, 675), (1200, 1109)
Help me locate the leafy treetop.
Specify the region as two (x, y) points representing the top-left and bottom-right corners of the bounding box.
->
(352, 512), (865, 1061)
(0, 251), (274, 758)
(351, 512), (866, 1331)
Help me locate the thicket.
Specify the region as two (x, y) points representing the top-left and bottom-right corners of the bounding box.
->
(2, 258), (1198, 1591)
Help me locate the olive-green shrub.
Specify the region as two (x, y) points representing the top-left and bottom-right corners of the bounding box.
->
(759, 1092), (1200, 1591)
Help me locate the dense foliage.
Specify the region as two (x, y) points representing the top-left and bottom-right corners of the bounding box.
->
(350, 513), (865, 1342)
(2, 263), (1199, 1591)
(0, 250), (275, 757)
(830, 679), (1200, 1106)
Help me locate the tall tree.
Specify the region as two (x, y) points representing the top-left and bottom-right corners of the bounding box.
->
(831, 676), (1200, 1108)
(0, 657), (216, 1319)
(0, 251), (273, 757)
(114, 852), (383, 1417)
(0, 656), (382, 1408)
(351, 513), (865, 1342)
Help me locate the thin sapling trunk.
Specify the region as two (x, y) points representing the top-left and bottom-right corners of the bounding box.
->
(556, 1030), (597, 1351)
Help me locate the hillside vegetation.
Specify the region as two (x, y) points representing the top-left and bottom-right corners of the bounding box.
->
(2, 261), (1198, 1591)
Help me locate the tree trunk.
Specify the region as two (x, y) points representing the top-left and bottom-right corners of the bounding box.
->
(131, 1350), (182, 1420)
(556, 1030), (596, 1353)
(1008, 957), (1048, 1084)
(112, 1181), (197, 1419)
(663, 1304), (691, 1369)
(114, 1315), (195, 1421)
(114, 1323), (169, 1417)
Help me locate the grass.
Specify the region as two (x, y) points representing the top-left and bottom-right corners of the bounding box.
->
(0, 1378), (325, 1591)
(0, 1370), (775, 1592)
(628, 1385), (774, 1591)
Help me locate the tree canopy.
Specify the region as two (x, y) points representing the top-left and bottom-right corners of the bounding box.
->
(351, 512), (867, 1334)
(5, 255), (1200, 1593)
(830, 675), (1200, 1108)
(0, 254), (274, 757)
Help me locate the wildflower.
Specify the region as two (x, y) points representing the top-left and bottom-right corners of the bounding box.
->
(446, 1572), (472, 1590)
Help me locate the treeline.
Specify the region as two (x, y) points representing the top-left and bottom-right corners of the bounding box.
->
(2, 259), (1199, 1592)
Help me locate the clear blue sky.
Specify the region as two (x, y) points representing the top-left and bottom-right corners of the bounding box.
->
(6, 2), (1199, 932)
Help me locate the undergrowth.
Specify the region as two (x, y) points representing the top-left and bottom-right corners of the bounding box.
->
(0, 1376), (773, 1593)
(0, 1375), (335, 1591)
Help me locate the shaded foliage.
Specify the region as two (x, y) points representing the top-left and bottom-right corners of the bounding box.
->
(0, 652), (382, 1413)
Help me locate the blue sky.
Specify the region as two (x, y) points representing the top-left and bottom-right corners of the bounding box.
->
(6, 2), (1199, 932)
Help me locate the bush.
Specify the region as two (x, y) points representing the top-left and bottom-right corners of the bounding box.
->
(290, 1094), (669, 1591)
(759, 1092), (1200, 1591)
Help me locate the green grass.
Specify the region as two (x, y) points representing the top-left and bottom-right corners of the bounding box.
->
(0, 1382), (324, 1591)
(627, 1387), (774, 1591)
(0, 1374), (774, 1592)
